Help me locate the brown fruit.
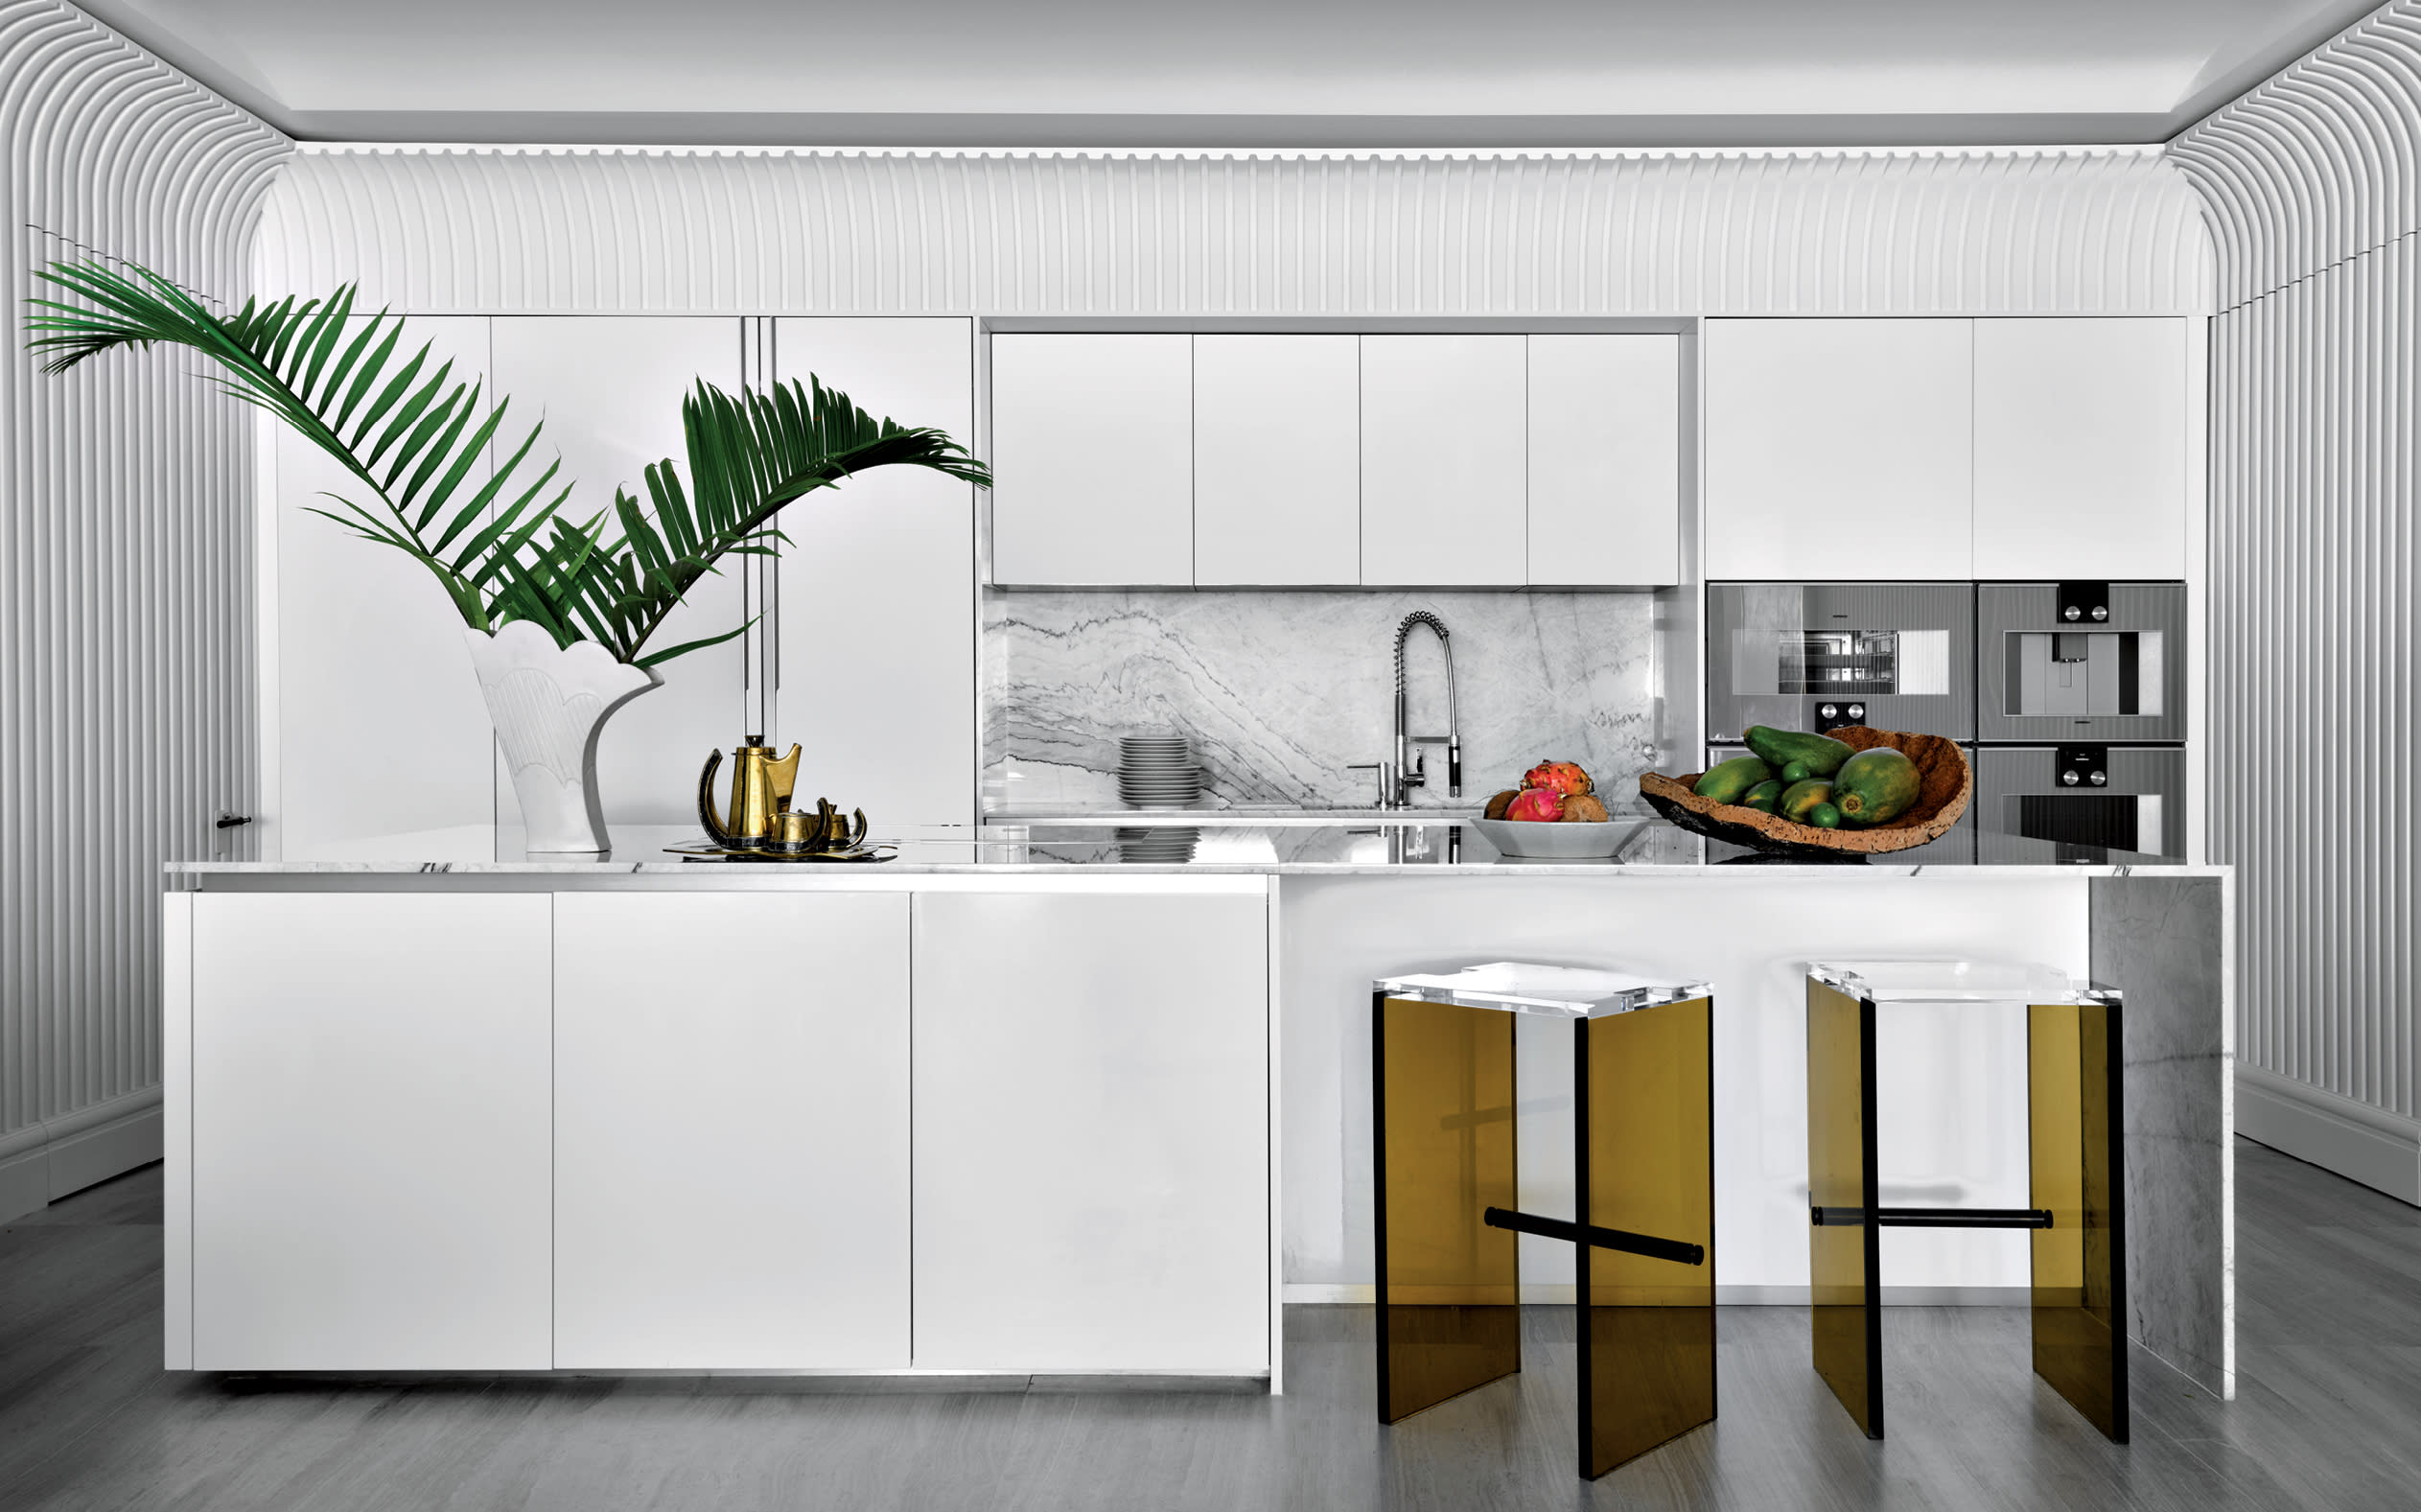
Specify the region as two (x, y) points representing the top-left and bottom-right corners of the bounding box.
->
(1561, 794), (1610, 824)
(1483, 788), (1521, 821)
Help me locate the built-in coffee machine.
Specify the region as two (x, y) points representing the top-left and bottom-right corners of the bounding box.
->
(1705, 580), (2190, 859)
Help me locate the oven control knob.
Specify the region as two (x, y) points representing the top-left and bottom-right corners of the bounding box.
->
(2061, 769), (2082, 786)
(2088, 770), (2107, 786)
(2090, 605), (2109, 622)
(1847, 703), (1866, 721)
(2063, 604), (2083, 621)
(1819, 704), (1838, 719)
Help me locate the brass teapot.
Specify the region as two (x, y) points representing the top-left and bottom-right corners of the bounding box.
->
(762, 799), (870, 855)
(697, 737), (801, 849)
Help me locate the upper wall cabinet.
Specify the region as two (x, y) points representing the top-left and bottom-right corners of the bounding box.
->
(1194, 335), (1361, 586)
(1972, 317), (2190, 581)
(1361, 335), (1528, 587)
(775, 318), (977, 831)
(1704, 318), (1976, 580)
(1527, 335), (1682, 587)
(990, 334), (1194, 586)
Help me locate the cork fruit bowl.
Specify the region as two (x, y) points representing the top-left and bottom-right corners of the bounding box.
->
(1638, 728), (1971, 858)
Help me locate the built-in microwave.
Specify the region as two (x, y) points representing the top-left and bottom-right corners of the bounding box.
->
(1706, 583), (1975, 743)
(1975, 582), (2186, 745)
(1973, 745), (2186, 859)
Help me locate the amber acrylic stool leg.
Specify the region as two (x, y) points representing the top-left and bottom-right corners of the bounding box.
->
(1806, 979), (1882, 1438)
(1577, 996), (1717, 1478)
(1373, 991), (1521, 1423)
(2030, 998), (2130, 1441)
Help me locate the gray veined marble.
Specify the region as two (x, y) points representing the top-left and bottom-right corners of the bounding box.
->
(982, 589), (1668, 810)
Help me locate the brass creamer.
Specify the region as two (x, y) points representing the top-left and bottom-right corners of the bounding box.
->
(696, 737), (801, 848)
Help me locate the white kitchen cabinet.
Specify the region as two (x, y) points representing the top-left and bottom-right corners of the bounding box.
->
(552, 892), (911, 1368)
(1973, 317), (2191, 580)
(912, 884), (1270, 1372)
(775, 318), (977, 831)
(1194, 335), (1362, 585)
(270, 316), (497, 862)
(989, 334), (1193, 585)
(1704, 318), (1975, 580)
(488, 317), (743, 834)
(1526, 334), (1682, 586)
(189, 893), (552, 1369)
(1360, 335), (1527, 586)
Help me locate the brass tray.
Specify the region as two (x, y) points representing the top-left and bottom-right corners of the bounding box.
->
(1638, 728), (1971, 858)
(664, 841), (897, 864)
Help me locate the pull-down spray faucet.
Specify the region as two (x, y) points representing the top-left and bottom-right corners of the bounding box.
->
(1348, 611), (1462, 809)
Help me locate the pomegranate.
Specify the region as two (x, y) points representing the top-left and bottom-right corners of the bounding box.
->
(1522, 759), (1594, 797)
(1505, 787), (1565, 823)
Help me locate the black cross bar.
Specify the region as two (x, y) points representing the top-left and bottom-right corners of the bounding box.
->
(1810, 1205), (2054, 1229)
(1481, 1206), (1708, 1267)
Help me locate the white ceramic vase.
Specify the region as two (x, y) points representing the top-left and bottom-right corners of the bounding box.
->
(465, 621), (661, 856)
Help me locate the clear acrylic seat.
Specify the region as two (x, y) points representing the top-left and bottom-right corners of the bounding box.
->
(1372, 962), (1712, 1019)
(1807, 958), (2120, 1007)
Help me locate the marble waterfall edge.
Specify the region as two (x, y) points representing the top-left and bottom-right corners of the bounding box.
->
(467, 622), (662, 854)
(983, 590), (1664, 810)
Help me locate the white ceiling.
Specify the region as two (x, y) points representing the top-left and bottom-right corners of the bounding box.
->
(73, 0), (2386, 148)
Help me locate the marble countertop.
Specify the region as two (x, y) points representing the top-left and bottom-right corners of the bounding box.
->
(171, 820), (2226, 881)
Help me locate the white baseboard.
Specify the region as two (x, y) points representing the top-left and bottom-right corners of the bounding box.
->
(2238, 1065), (2421, 1206)
(1281, 1284), (2032, 1307)
(0, 1085), (165, 1223)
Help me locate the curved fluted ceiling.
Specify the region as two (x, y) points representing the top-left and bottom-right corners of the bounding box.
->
(1, 0), (289, 1151)
(66, 0), (2392, 149)
(254, 146), (2213, 316)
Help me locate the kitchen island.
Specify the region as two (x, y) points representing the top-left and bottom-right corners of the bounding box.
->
(164, 822), (2231, 1400)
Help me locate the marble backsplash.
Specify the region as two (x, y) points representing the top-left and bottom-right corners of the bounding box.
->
(982, 590), (1671, 811)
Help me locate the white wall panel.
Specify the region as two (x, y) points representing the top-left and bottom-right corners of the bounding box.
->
(254, 147), (2211, 318)
(2172, 4), (2421, 1149)
(0, 0), (289, 1205)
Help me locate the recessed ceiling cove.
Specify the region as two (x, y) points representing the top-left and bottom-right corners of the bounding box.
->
(70, 0), (2390, 148)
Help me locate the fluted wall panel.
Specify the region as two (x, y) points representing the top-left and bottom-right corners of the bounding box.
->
(0, 0), (289, 1188)
(254, 146), (2212, 316)
(2172, 3), (2421, 1140)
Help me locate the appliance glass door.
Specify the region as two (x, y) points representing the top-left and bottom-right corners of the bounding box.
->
(1974, 746), (2184, 859)
(1978, 584), (2185, 743)
(1707, 584), (1975, 742)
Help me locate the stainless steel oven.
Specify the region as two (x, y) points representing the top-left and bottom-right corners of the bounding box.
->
(1976, 582), (2185, 744)
(1974, 745), (2186, 858)
(1706, 583), (1975, 742)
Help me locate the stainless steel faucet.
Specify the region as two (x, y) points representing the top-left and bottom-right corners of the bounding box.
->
(1349, 611), (1461, 808)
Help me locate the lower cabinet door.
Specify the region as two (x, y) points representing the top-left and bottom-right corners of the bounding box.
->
(552, 891), (912, 1368)
(191, 894), (554, 1369)
(912, 887), (1270, 1372)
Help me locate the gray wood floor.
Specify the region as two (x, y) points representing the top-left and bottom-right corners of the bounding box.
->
(2, 1139), (2413, 1510)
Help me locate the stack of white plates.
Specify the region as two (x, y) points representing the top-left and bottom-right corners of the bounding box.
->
(1118, 733), (1201, 808)
(1115, 826), (1201, 864)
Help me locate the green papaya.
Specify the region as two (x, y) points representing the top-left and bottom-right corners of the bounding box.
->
(1742, 779), (1784, 812)
(1743, 726), (1855, 778)
(1693, 755), (1773, 804)
(1780, 759), (1814, 784)
(1807, 803), (1842, 828)
(1779, 779), (1833, 824)
(1831, 748), (1921, 826)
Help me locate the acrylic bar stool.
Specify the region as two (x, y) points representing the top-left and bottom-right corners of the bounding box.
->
(1372, 962), (1715, 1479)
(1804, 959), (2128, 1443)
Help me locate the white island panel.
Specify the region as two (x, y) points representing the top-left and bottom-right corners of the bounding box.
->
(553, 891), (912, 1368)
(191, 893), (552, 1370)
(911, 886), (1271, 1372)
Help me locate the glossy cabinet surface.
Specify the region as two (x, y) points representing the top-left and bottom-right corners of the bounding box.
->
(190, 893), (553, 1369)
(1195, 335), (1362, 586)
(1705, 318), (1975, 580)
(989, 333), (1194, 585)
(553, 892), (912, 1368)
(775, 318), (977, 831)
(911, 886), (1271, 1371)
(488, 316), (744, 833)
(1527, 334), (1682, 586)
(1361, 335), (1528, 586)
(1973, 317), (2190, 580)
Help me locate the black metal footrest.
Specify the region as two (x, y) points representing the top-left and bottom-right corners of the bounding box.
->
(1481, 1206), (1707, 1267)
(1810, 1205), (2053, 1230)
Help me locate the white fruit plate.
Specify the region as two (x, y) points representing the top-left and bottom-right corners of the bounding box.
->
(1470, 816), (1641, 860)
